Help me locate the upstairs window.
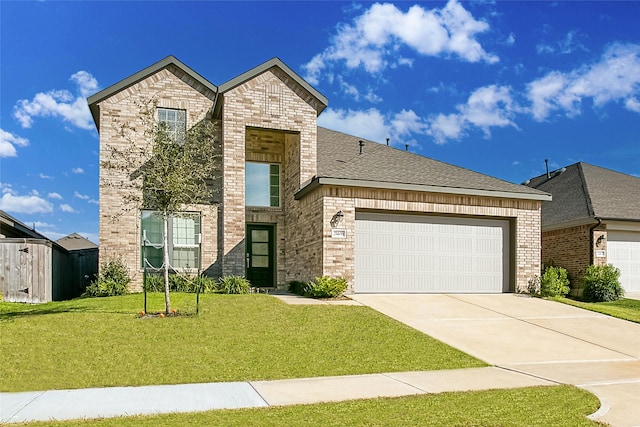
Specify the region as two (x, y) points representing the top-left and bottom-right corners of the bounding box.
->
(157, 108), (186, 142)
(141, 210), (201, 269)
(245, 162), (280, 207)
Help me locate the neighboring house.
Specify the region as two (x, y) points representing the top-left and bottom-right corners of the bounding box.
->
(0, 211), (98, 302)
(88, 56), (550, 294)
(525, 162), (640, 293)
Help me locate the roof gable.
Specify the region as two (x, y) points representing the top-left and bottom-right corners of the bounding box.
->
(217, 58), (327, 116)
(87, 56), (218, 130)
(526, 162), (640, 227)
(311, 128), (550, 201)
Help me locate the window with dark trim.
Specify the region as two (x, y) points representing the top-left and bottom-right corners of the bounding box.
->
(245, 162), (280, 207)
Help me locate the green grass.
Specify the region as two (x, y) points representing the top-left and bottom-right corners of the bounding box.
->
(551, 297), (640, 323)
(0, 293), (484, 392)
(19, 385), (605, 427)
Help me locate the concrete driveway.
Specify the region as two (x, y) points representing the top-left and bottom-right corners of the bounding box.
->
(351, 293), (640, 427)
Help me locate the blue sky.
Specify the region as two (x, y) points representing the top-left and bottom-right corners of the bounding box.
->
(1, 1), (639, 244)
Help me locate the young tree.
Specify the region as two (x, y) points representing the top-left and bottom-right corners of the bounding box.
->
(101, 98), (218, 314)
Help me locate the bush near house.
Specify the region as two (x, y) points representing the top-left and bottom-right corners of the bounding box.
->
(144, 274), (218, 293)
(288, 277), (348, 298)
(83, 257), (130, 297)
(581, 264), (624, 302)
(217, 275), (251, 294)
(304, 276), (348, 298)
(540, 266), (570, 297)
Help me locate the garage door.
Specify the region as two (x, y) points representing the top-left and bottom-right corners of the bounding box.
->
(607, 230), (640, 292)
(355, 212), (510, 293)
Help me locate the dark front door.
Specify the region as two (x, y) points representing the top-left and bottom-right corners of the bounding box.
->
(246, 224), (275, 287)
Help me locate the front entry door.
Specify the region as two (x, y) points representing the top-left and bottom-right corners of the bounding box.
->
(246, 224), (275, 287)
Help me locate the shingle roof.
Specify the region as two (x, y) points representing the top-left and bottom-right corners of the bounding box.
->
(525, 162), (640, 228)
(56, 233), (98, 251)
(314, 127), (550, 200)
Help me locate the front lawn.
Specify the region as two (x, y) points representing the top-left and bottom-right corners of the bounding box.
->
(0, 293), (484, 392)
(551, 297), (640, 323)
(20, 385), (605, 427)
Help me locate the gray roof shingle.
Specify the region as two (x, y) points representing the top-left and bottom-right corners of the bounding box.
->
(316, 127), (549, 199)
(525, 162), (640, 227)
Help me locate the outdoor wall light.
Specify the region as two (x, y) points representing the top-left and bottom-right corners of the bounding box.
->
(596, 235), (606, 247)
(330, 210), (344, 227)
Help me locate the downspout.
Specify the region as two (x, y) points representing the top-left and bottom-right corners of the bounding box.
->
(579, 217), (602, 296)
(588, 217), (601, 265)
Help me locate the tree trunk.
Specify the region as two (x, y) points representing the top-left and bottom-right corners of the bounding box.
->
(163, 211), (171, 314)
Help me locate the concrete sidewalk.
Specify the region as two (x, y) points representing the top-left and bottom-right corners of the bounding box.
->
(351, 294), (640, 427)
(1, 367), (554, 423)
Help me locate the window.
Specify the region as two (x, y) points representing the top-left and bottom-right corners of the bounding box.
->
(245, 162), (280, 207)
(141, 211), (201, 269)
(157, 108), (186, 142)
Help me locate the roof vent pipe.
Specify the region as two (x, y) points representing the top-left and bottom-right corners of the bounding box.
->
(545, 159), (550, 179)
(359, 140), (364, 155)
(386, 137), (390, 146)
(405, 144), (409, 152)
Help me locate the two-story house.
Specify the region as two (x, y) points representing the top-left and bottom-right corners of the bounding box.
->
(88, 56), (550, 293)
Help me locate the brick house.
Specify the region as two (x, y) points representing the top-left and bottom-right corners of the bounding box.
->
(525, 162), (640, 293)
(88, 56), (550, 293)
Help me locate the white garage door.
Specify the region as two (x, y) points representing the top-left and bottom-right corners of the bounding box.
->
(607, 230), (640, 292)
(355, 212), (510, 293)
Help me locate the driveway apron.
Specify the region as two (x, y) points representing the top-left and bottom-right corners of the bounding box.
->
(351, 293), (640, 427)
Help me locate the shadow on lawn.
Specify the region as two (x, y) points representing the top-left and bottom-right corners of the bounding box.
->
(0, 304), (136, 321)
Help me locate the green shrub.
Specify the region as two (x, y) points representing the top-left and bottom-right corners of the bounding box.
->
(304, 276), (348, 298)
(540, 266), (570, 297)
(581, 264), (624, 302)
(217, 276), (251, 294)
(144, 274), (218, 293)
(287, 280), (307, 296)
(84, 258), (130, 297)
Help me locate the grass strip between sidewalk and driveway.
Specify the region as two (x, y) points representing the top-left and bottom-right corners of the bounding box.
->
(18, 385), (605, 427)
(550, 296), (640, 323)
(0, 293), (485, 392)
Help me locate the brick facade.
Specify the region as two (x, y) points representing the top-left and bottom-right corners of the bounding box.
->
(541, 223), (607, 291)
(299, 186), (542, 293)
(97, 66), (219, 290)
(94, 58), (545, 294)
(221, 68), (318, 278)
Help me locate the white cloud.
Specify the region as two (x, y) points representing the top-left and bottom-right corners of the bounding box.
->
(626, 97), (640, 112)
(59, 204), (78, 213)
(536, 30), (589, 55)
(74, 191), (90, 200)
(303, 0), (497, 84)
(527, 43), (640, 120)
(0, 191), (54, 214)
(32, 221), (56, 229)
(72, 167), (85, 174)
(48, 192), (63, 200)
(318, 107), (430, 146)
(428, 85), (517, 143)
(88, 199), (99, 205)
(0, 129), (29, 158)
(13, 71), (98, 130)
(39, 173), (53, 179)
(319, 108), (390, 143)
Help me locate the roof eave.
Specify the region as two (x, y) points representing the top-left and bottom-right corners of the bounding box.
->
(217, 57), (328, 116)
(295, 177), (552, 201)
(86, 55), (218, 131)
